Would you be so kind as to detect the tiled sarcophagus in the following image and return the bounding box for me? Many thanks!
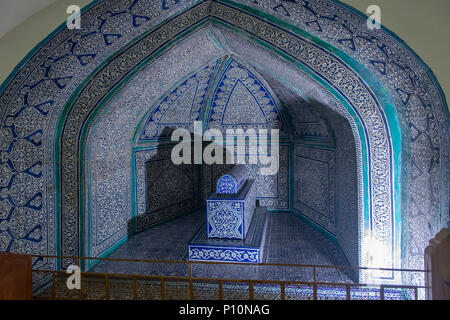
[189,165,267,263]
[207,174,256,239]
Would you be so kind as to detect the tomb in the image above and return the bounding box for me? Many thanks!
[207,165,255,240]
[188,165,268,263]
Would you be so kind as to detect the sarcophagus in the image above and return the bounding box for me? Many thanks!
[190,164,267,264]
[207,165,256,240]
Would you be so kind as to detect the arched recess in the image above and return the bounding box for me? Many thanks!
[58,3,403,286]
[132,53,291,232]
[0,0,447,290]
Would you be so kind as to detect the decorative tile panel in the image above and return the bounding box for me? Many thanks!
[294,145,336,235]
[205,58,288,137]
[61,1,211,267]
[207,179,256,239]
[139,61,219,140]
[135,147,201,231]
[211,2,398,281]
[189,246,260,263]
[226,0,449,285]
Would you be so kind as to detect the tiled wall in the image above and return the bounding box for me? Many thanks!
[292,108,359,268]
[135,146,201,231]
[293,145,336,233]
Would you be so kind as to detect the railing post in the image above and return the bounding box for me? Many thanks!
[132,276,137,300]
[249,281,254,300]
[218,280,223,300]
[380,285,385,300]
[313,266,318,300]
[160,278,165,300]
[105,275,109,300]
[52,272,56,299]
[78,274,83,300]
[280,282,285,300]
[189,263,193,300]
[189,279,193,300]
[346,284,351,300]
[313,283,317,300]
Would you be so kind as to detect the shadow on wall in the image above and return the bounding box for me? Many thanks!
[127,126,203,238]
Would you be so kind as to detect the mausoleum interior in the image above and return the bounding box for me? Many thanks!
[0,0,449,300]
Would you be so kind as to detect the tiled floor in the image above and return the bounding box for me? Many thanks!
[90,209,356,283]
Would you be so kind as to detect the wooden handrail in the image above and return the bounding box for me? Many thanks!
[32,253,431,300]
[36,268,430,300]
[30,254,430,273]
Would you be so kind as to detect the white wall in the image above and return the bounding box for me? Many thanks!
[342,0,450,110]
[0,0,90,86]
[0,0,58,39]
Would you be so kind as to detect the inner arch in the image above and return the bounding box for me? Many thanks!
[78,23,390,285]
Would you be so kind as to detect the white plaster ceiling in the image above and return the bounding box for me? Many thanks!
[0,0,58,39]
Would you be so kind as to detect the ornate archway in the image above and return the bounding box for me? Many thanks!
[0,0,448,289]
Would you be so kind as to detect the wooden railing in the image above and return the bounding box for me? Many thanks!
[31,255,430,300]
